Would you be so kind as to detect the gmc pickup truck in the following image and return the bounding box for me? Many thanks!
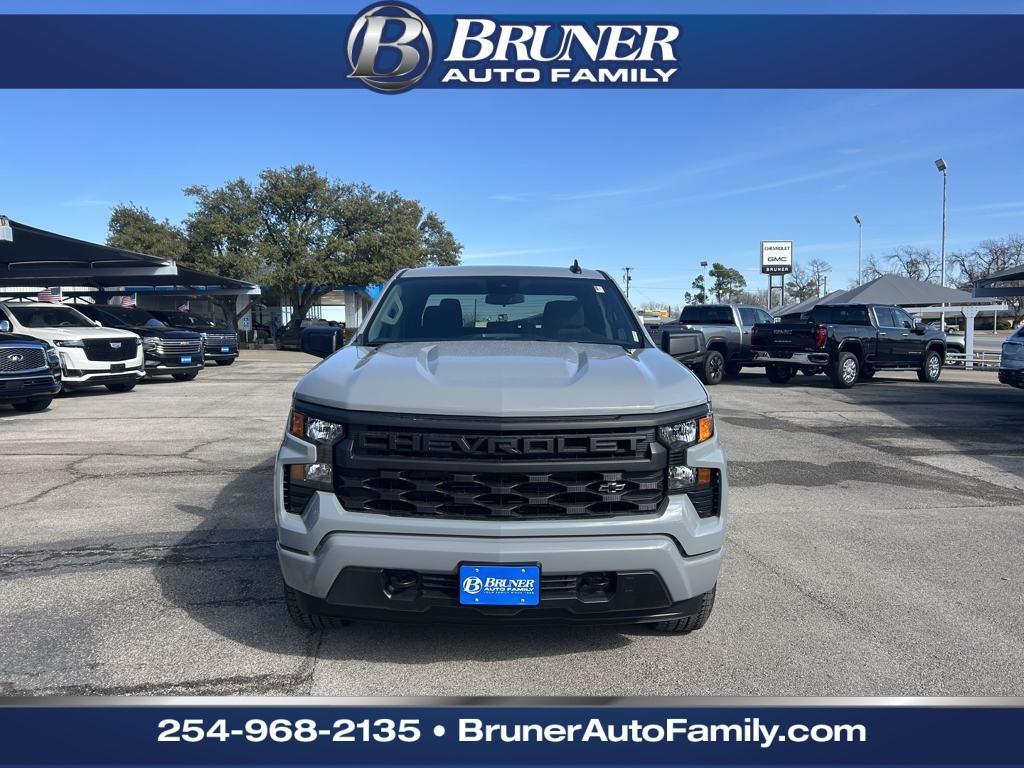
[751,303,947,389]
[276,265,727,633]
[653,303,774,385]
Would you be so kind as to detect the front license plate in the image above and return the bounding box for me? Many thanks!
[459,564,540,606]
[220,346,230,353]
[180,355,192,364]
[110,363,125,371]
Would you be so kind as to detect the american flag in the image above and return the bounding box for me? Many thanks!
[37,287,62,303]
[177,301,190,312]
[120,294,137,308]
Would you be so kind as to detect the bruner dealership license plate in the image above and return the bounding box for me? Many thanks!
[180,355,192,364]
[459,564,540,606]
[220,346,230,353]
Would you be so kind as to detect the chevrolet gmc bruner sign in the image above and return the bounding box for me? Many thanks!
[347,3,680,92]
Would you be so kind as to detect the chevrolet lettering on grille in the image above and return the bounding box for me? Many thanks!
[357,431,644,457]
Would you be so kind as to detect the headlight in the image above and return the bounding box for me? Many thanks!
[142,337,158,350]
[53,339,84,348]
[289,410,345,444]
[200,332,209,342]
[285,410,346,505]
[657,413,714,447]
[45,348,60,365]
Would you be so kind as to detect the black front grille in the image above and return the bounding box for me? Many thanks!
[0,347,45,372]
[335,467,665,520]
[687,470,722,518]
[83,338,138,362]
[417,572,608,601]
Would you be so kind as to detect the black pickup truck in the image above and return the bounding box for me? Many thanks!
[750,303,947,389]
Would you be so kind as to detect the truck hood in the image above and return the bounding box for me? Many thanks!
[293,340,708,418]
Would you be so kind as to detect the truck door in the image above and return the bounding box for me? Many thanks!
[872,306,901,366]
[891,307,926,365]
[736,307,761,361]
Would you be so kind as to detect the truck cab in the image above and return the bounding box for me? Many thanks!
[275,265,727,633]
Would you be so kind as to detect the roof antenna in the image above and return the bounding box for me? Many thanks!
[569,259,582,274]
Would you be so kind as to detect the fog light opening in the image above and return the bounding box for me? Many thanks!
[384,570,420,596]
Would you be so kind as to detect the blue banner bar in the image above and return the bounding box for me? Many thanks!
[0,13,1023,89]
[0,704,1022,765]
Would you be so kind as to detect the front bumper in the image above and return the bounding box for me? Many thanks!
[275,429,727,624]
[0,373,62,401]
[999,367,1024,388]
[144,352,204,376]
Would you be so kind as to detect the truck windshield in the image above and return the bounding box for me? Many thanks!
[158,311,216,328]
[364,275,644,348]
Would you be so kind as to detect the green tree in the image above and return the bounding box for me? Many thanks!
[684,273,708,305]
[107,204,187,261]
[708,262,746,302]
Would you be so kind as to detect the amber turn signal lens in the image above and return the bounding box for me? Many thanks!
[696,467,713,487]
[288,464,305,483]
[289,410,306,439]
[698,414,714,443]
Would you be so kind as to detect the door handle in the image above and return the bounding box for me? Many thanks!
[901,333,910,337]
[879,332,888,336]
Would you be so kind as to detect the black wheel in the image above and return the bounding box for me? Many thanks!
[725,362,742,377]
[215,359,235,366]
[859,367,876,380]
[651,585,716,634]
[830,351,859,389]
[283,581,350,630]
[918,349,943,382]
[172,371,199,381]
[11,397,52,412]
[699,350,726,386]
[765,363,795,384]
[105,382,136,393]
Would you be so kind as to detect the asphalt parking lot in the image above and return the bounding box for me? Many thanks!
[1,350,1022,696]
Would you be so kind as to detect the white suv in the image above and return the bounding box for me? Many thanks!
[0,302,145,392]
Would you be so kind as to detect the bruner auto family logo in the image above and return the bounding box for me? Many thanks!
[346,3,680,93]
[462,576,483,595]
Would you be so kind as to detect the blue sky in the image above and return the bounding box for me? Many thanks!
[2,1,1024,305]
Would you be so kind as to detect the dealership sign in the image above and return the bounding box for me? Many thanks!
[761,241,793,275]
[347,3,680,93]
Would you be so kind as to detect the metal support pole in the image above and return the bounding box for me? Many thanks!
[940,169,948,288]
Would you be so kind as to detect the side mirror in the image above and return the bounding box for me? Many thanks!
[0,320,10,333]
[92,319,103,327]
[913,321,926,335]
[661,330,705,358]
[773,317,781,324]
[300,325,345,359]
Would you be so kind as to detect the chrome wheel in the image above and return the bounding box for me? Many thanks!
[927,354,941,379]
[841,357,858,384]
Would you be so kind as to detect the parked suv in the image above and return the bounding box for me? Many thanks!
[654,303,774,384]
[75,305,205,381]
[0,320,62,411]
[0,302,144,392]
[276,265,727,633]
[148,310,239,366]
[999,327,1024,389]
[752,303,947,388]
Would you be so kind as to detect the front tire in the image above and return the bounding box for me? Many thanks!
[172,371,199,381]
[918,349,943,382]
[699,350,726,386]
[651,585,716,634]
[830,351,860,389]
[105,382,136,393]
[765,363,795,384]
[283,581,350,630]
[215,359,235,366]
[11,398,52,412]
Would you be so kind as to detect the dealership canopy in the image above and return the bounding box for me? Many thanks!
[773,274,983,316]
[0,217,260,297]
[972,262,1024,299]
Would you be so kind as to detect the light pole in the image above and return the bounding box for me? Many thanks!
[699,260,708,304]
[935,158,948,287]
[853,215,863,285]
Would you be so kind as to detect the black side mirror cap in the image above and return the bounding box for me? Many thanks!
[300,326,345,358]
